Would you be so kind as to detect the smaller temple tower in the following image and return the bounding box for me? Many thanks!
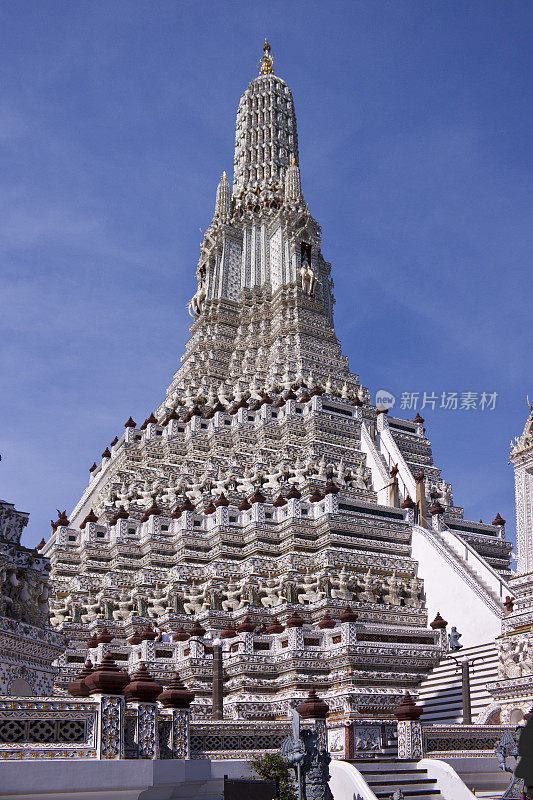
[0,497,64,695]
[487,400,533,723]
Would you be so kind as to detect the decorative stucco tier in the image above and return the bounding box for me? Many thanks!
[42,42,511,722]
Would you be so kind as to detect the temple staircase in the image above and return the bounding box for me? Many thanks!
[350,759,441,799]
[416,641,499,723]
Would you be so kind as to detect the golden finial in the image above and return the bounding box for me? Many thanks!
[259,38,273,75]
[290,155,296,166]
[222,171,227,180]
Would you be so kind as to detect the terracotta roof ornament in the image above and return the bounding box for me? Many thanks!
[308,488,324,503]
[140,626,157,642]
[236,614,256,633]
[128,629,144,645]
[84,654,130,696]
[296,687,329,719]
[430,612,448,630]
[286,611,305,628]
[266,617,285,634]
[124,662,163,703]
[317,611,336,629]
[189,619,206,638]
[80,509,98,529]
[172,626,190,642]
[96,627,113,645]
[67,659,94,698]
[401,495,416,510]
[141,503,162,523]
[492,513,506,526]
[393,691,423,721]
[340,605,358,623]
[221,622,238,639]
[157,672,195,709]
[124,417,136,428]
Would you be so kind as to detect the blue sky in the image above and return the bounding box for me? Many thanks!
[0,1,531,550]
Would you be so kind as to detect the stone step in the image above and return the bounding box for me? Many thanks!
[368,779,438,793]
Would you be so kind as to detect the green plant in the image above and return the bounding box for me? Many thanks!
[249,752,298,800]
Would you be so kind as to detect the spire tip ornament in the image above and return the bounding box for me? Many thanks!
[259,38,273,74]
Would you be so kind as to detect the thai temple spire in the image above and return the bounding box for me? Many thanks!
[214,171,231,219]
[167,41,344,398]
[233,39,299,197]
[284,154,303,203]
[42,44,514,731]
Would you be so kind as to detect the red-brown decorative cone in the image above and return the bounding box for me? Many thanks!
[236,614,256,633]
[140,626,157,641]
[318,612,336,629]
[80,509,98,529]
[340,605,358,623]
[286,611,305,628]
[204,502,216,515]
[141,502,161,523]
[124,662,162,703]
[430,612,448,630]
[96,627,113,644]
[86,634,98,648]
[128,629,143,645]
[181,498,195,512]
[393,691,423,721]
[36,538,46,550]
[220,622,238,639]
[413,413,424,424]
[215,493,230,507]
[84,654,130,696]
[124,416,136,428]
[492,513,506,526]
[429,501,445,516]
[172,625,190,642]
[250,489,266,504]
[272,493,287,507]
[286,485,301,500]
[308,489,324,503]
[189,619,206,638]
[267,617,285,634]
[68,660,94,697]
[401,495,416,510]
[157,672,195,709]
[238,498,252,510]
[296,688,329,719]
[324,481,339,495]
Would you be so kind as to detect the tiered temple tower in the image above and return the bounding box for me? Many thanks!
[42,43,512,725]
[487,402,533,723]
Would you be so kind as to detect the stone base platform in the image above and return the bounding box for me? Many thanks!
[0,758,250,800]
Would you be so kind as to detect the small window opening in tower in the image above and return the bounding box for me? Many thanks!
[301,242,312,266]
